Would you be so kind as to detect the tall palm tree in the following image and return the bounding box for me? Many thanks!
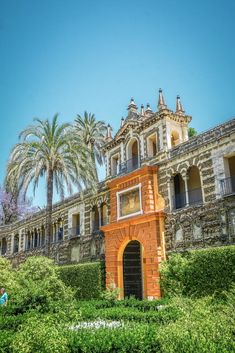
[6,114,96,249]
[74,111,107,180]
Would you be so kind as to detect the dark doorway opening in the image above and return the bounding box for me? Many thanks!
[123,240,143,299]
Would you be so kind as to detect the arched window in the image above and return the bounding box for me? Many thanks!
[13,234,19,253]
[172,173,186,209]
[92,205,99,232]
[171,131,180,148]
[57,219,64,242]
[41,226,45,246]
[34,229,38,248]
[187,166,203,205]
[25,231,30,250]
[126,138,139,172]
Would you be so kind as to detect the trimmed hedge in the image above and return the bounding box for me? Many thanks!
[160,245,235,297]
[58,262,104,299]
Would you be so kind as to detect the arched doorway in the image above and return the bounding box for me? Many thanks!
[123,240,143,299]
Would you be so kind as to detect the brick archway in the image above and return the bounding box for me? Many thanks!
[102,166,165,300]
[122,240,143,299]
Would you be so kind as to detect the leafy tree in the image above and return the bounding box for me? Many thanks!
[6,114,96,247]
[188,127,197,138]
[0,186,36,225]
[14,256,74,313]
[74,111,107,180]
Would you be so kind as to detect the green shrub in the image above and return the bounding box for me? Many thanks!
[12,256,73,313]
[58,262,104,299]
[160,246,235,297]
[0,257,18,295]
[156,296,235,353]
[0,330,14,353]
[12,314,70,353]
[68,323,159,353]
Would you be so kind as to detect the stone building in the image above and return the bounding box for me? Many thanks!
[0,89,235,299]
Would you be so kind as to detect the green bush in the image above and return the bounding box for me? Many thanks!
[160,246,235,297]
[12,314,70,353]
[12,256,74,313]
[156,296,235,353]
[68,323,159,353]
[0,257,18,295]
[0,330,14,353]
[58,262,104,299]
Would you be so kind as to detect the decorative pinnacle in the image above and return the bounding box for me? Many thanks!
[120,117,125,127]
[140,104,145,116]
[145,103,153,115]
[106,124,113,141]
[158,88,167,111]
[127,97,138,112]
[176,95,185,115]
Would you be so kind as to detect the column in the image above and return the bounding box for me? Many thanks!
[183,175,189,206]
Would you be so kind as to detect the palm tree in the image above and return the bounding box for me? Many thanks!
[6,114,96,249]
[74,111,107,180]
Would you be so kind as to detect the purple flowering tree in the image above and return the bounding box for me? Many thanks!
[0,186,38,225]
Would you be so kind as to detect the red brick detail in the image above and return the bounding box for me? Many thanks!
[101,166,165,299]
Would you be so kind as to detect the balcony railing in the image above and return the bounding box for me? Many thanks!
[220,176,235,196]
[112,156,140,177]
[68,226,80,238]
[172,188,203,210]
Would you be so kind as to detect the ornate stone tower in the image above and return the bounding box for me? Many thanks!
[101,90,191,299]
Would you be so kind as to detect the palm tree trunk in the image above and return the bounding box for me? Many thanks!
[45,169,53,254]
[91,148,99,181]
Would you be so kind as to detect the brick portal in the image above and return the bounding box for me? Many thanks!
[101,166,165,299]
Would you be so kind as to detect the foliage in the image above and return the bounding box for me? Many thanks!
[101,273,120,301]
[156,296,235,353]
[0,254,235,353]
[159,253,189,297]
[7,114,96,200]
[0,186,37,225]
[68,323,158,353]
[188,127,197,137]
[74,111,107,180]
[12,314,70,353]
[0,257,18,295]
[58,262,104,300]
[160,246,235,298]
[12,256,74,313]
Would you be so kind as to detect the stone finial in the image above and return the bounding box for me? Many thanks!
[127,98,138,112]
[120,117,125,127]
[176,95,185,115]
[140,104,145,116]
[145,103,153,115]
[106,124,113,141]
[158,88,167,111]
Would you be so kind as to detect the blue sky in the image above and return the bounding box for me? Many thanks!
[0,0,235,207]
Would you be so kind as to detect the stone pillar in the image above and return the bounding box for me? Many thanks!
[120,142,124,164]
[184,175,189,206]
[140,134,145,159]
[98,206,102,228]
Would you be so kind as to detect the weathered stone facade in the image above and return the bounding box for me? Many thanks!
[0,90,235,298]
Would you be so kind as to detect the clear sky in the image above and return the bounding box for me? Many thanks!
[0,0,235,207]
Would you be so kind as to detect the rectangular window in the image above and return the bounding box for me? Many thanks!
[117,184,142,220]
